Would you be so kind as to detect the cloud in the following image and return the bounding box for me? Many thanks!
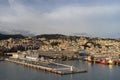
[45,5,120,33]
[0,0,120,38]
[46,5,120,21]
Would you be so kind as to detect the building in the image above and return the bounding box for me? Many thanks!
[26,54,39,61]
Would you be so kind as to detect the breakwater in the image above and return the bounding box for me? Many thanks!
[5,58,87,75]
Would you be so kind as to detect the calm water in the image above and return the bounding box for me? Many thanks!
[0,61,120,80]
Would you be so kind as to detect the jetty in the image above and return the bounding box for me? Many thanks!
[5,58,87,75]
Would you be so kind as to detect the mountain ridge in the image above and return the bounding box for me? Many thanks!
[0,33,25,40]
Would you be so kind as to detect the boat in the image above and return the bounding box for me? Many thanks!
[107,59,115,65]
[100,60,108,65]
[94,59,101,63]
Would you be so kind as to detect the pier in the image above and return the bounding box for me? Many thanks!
[5,58,87,75]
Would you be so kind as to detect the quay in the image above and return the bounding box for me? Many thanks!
[5,58,87,75]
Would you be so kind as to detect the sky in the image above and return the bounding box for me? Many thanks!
[0,0,120,38]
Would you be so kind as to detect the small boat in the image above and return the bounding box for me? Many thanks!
[100,60,108,65]
[107,59,115,65]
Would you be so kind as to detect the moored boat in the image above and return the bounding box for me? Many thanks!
[94,59,101,63]
[100,60,108,65]
[107,59,115,65]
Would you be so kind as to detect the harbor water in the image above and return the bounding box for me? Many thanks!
[0,61,120,80]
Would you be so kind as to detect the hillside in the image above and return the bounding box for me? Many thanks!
[0,33,25,40]
[36,34,66,39]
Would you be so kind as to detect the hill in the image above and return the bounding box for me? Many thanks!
[36,34,66,40]
[0,33,25,40]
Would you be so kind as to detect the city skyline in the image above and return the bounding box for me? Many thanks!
[0,0,120,38]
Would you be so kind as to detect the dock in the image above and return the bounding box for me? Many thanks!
[5,58,87,75]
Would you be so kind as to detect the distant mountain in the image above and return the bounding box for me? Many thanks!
[36,34,66,39]
[0,33,25,40]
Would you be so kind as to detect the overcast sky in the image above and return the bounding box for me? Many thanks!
[0,0,120,38]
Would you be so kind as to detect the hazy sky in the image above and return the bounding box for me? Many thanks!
[0,0,120,37]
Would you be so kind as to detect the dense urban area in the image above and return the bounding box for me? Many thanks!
[0,34,120,58]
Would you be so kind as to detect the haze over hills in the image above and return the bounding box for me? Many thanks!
[0,29,35,37]
[0,28,120,39]
[0,32,120,41]
[0,27,120,40]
